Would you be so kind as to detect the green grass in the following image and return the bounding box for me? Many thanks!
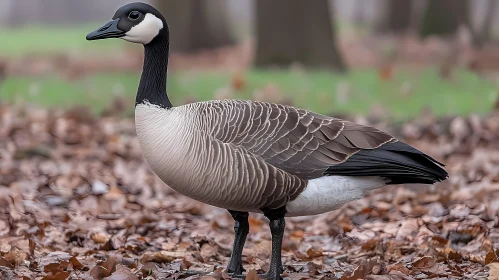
[1,68,497,120]
[0,25,128,56]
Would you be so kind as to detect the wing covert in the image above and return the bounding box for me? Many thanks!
[205,100,394,180]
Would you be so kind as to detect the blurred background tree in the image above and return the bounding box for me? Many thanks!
[419,0,470,38]
[254,0,346,72]
[377,0,415,34]
[155,0,235,53]
[5,0,120,26]
[474,0,497,47]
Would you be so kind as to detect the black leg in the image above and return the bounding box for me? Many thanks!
[227,210,249,275]
[261,207,286,280]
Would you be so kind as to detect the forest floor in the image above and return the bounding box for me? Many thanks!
[1,105,499,279]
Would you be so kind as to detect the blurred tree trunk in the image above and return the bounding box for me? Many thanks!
[378,0,414,34]
[38,0,72,24]
[474,0,497,47]
[5,0,122,26]
[254,0,347,71]
[7,0,35,26]
[419,0,470,38]
[353,0,367,27]
[156,0,234,53]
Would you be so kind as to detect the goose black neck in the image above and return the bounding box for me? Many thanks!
[136,28,172,108]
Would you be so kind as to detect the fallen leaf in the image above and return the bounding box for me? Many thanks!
[306,261,322,276]
[489,263,499,280]
[200,244,218,260]
[341,262,368,280]
[446,249,462,261]
[0,256,13,268]
[40,271,70,280]
[306,247,323,259]
[245,269,259,280]
[231,73,246,91]
[90,265,112,280]
[44,262,64,274]
[486,250,499,264]
[290,230,305,239]
[103,265,139,280]
[248,217,263,233]
[69,256,84,270]
[101,256,118,274]
[4,246,27,266]
[92,232,110,244]
[141,251,186,264]
[412,256,436,269]
[362,239,379,251]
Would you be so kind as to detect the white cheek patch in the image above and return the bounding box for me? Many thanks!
[122,13,163,44]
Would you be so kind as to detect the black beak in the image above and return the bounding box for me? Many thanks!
[86,19,125,41]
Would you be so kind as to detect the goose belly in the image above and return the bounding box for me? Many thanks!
[286,176,386,217]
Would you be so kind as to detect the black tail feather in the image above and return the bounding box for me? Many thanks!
[324,141,448,185]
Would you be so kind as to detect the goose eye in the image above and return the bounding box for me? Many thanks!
[128,11,140,20]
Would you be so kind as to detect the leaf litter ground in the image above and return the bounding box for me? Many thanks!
[1,105,499,279]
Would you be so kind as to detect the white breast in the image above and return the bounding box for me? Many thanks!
[135,103,200,194]
[286,176,387,216]
[134,103,265,212]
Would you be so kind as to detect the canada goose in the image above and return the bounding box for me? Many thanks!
[87,2,448,279]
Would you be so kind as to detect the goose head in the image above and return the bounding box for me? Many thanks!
[86,2,166,45]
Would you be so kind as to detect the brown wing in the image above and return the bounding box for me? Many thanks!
[206,100,395,180]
